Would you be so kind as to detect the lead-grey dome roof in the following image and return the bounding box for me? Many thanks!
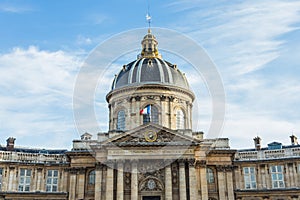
[111,29,191,91]
[111,57,190,90]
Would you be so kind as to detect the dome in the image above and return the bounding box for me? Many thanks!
[111,57,190,90]
[111,29,191,91]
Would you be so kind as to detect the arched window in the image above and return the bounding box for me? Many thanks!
[88,170,95,185]
[117,110,125,130]
[176,109,185,129]
[142,105,159,124]
[207,168,214,183]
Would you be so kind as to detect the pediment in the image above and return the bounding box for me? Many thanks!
[102,123,199,147]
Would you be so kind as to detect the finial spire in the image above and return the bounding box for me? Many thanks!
[146,0,151,29]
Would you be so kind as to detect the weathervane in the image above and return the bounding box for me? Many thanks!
[146,0,151,28]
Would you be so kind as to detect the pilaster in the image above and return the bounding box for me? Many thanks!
[68,169,77,200]
[117,162,124,200]
[106,164,114,200]
[196,161,208,200]
[188,160,199,199]
[165,164,172,200]
[8,166,15,191]
[77,168,86,199]
[36,168,43,191]
[95,164,104,200]
[131,161,138,200]
[216,166,226,200]
[179,161,187,200]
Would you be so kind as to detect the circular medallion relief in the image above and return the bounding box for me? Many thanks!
[147,179,156,190]
[144,130,157,142]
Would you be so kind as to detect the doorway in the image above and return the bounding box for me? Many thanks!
[142,196,161,200]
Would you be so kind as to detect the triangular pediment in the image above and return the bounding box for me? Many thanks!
[102,123,199,147]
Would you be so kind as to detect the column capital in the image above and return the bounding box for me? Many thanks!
[216,165,234,172]
[67,167,86,174]
[195,160,206,168]
[187,158,196,167]
[37,167,43,172]
[96,163,105,170]
[105,160,117,169]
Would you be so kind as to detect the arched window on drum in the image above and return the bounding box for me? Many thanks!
[88,170,95,185]
[140,105,159,124]
[176,109,185,129]
[117,110,125,130]
[207,168,215,184]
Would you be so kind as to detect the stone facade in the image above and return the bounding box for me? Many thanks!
[234,137,300,200]
[0,30,300,200]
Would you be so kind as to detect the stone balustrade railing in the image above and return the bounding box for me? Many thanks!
[235,147,300,161]
[0,151,67,163]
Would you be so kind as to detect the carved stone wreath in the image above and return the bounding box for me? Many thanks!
[139,177,163,191]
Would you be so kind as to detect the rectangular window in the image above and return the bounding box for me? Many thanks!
[18,169,31,191]
[46,170,59,192]
[270,165,285,188]
[243,167,257,189]
[0,168,3,191]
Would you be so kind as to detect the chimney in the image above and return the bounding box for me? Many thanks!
[6,137,16,151]
[253,136,261,150]
[290,135,298,145]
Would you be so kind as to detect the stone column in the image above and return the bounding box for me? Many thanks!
[282,163,291,188]
[226,166,235,200]
[106,165,114,200]
[289,164,295,187]
[179,162,187,200]
[77,168,86,199]
[257,165,262,189]
[188,160,199,199]
[261,165,267,189]
[31,168,37,192]
[217,166,226,200]
[117,162,124,200]
[95,164,103,200]
[131,161,138,200]
[36,168,43,191]
[197,161,208,200]
[265,165,271,189]
[165,165,172,200]
[69,170,77,200]
[62,169,68,192]
[8,167,15,191]
[293,164,298,188]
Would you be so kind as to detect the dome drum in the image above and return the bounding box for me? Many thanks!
[106,30,195,133]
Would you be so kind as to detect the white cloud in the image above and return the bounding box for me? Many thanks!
[76,35,93,46]
[165,0,300,148]
[87,13,109,25]
[0,3,33,13]
[168,0,300,75]
[0,46,82,148]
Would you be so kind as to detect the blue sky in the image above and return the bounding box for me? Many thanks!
[0,0,300,149]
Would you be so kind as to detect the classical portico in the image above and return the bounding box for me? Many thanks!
[91,124,201,200]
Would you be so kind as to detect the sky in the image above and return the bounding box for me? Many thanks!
[0,0,300,149]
